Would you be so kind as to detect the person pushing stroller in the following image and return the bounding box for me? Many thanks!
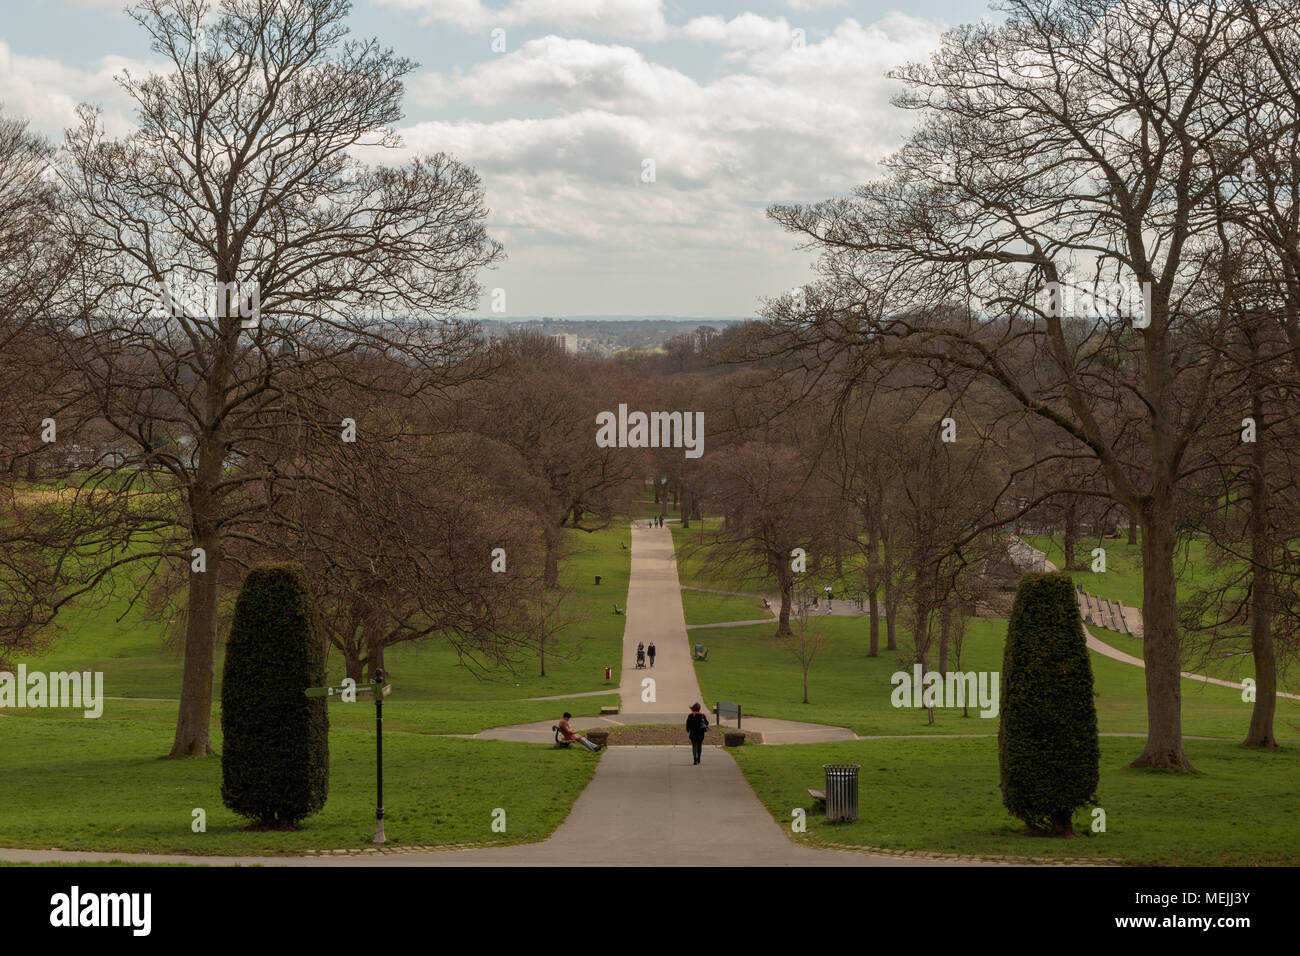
[636,642,647,669]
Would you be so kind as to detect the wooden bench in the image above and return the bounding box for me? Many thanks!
[552,725,571,748]
[694,643,708,661]
[808,788,826,805]
[715,700,741,729]
[613,604,624,615]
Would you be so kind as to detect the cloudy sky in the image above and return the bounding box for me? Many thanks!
[1,0,989,318]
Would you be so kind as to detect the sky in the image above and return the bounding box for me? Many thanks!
[0,0,995,318]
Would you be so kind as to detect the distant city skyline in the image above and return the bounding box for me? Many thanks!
[0,1,987,317]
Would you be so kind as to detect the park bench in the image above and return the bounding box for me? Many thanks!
[715,700,742,728]
[807,788,826,805]
[613,604,624,615]
[694,643,708,660]
[552,725,571,748]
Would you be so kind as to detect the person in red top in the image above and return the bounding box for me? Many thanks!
[685,703,709,765]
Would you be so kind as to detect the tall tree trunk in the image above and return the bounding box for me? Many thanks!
[543,521,561,588]
[865,505,880,657]
[171,323,235,758]
[882,521,897,651]
[171,522,219,757]
[938,601,951,677]
[777,563,794,636]
[1245,383,1277,748]
[680,486,690,529]
[343,641,364,683]
[1063,497,1078,571]
[1127,509,1138,545]
[1132,492,1192,770]
[913,591,933,725]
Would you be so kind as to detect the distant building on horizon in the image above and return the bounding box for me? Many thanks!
[550,333,578,353]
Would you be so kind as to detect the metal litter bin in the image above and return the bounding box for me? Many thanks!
[823,764,860,822]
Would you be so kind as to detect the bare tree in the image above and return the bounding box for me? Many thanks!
[17,0,502,756]
[764,0,1270,770]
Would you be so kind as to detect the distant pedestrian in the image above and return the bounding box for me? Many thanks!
[647,641,656,667]
[686,703,709,765]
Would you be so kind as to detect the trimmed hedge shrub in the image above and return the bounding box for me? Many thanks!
[221,563,329,827]
[998,571,1099,834]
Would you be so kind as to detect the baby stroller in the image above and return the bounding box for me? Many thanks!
[636,646,647,669]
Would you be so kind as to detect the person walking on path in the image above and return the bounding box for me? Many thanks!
[558,712,601,752]
[647,641,656,668]
[686,703,709,765]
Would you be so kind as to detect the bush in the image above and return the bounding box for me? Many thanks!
[221,563,329,827]
[998,571,1099,835]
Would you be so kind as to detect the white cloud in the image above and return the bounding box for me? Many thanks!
[681,13,796,50]
[375,0,671,39]
[785,0,848,11]
[414,36,698,110]
[388,15,948,313]
[0,40,147,136]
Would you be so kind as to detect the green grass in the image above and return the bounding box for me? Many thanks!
[680,589,772,626]
[677,528,1300,742]
[731,736,1300,865]
[17,522,633,731]
[671,520,876,603]
[689,613,1300,741]
[0,520,632,854]
[1024,534,1222,611]
[0,707,597,854]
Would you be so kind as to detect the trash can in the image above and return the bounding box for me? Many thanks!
[823,764,860,822]
[595,575,602,585]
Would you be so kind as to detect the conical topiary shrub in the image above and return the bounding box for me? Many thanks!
[221,563,329,828]
[998,571,1099,835]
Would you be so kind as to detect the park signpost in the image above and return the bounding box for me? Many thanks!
[305,670,392,844]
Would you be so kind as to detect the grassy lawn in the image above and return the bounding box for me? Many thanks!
[18,522,633,727]
[731,736,1300,865]
[1024,534,1221,611]
[689,612,1300,741]
[0,521,632,854]
[671,520,872,598]
[681,588,772,626]
[0,705,597,854]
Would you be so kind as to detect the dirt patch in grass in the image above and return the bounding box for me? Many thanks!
[604,723,760,746]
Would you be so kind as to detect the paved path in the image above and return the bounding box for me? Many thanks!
[620,524,704,714]
[0,748,942,867]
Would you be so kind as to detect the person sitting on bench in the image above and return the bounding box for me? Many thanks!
[557,712,600,752]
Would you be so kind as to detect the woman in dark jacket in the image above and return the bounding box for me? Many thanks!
[685,703,709,765]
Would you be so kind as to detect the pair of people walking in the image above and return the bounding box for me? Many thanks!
[636,641,657,668]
